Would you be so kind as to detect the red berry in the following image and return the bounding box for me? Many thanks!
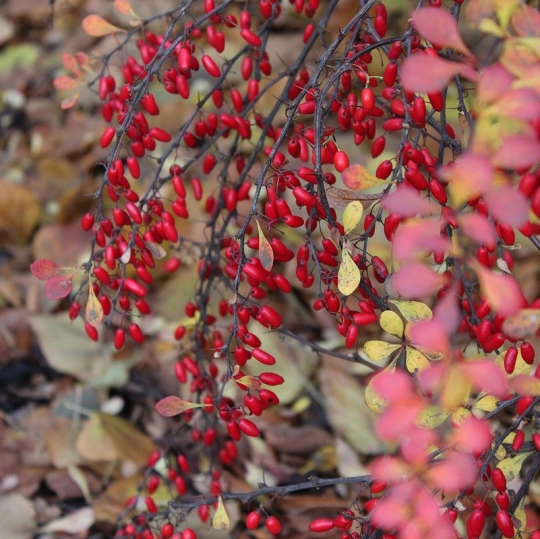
[333,150,350,172]
[246,511,261,530]
[309,518,335,532]
[265,516,281,535]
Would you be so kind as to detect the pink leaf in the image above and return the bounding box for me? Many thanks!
[494,134,540,169]
[477,64,515,105]
[484,186,528,227]
[370,456,411,483]
[433,286,461,335]
[382,186,432,217]
[450,416,493,454]
[409,319,450,359]
[44,275,72,300]
[401,54,474,93]
[411,7,472,57]
[30,259,61,281]
[426,452,477,492]
[390,263,443,299]
[472,261,524,316]
[392,219,449,262]
[460,213,497,248]
[461,360,508,398]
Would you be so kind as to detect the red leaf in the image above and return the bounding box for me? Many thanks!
[30,259,61,281]
[390,263,443,299]
[381,186,432,217]
[484,186,528,227]
[477,64,514,105]
[411,7,472,57]
[494,134,540,169]
[401,54,475,93]
[44,274,72,300]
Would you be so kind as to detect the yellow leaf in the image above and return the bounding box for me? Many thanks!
[213,496,230,531]
[406,347,430,374]
[388,300,432,323]
[478,18,506,36]
[342,201,363,234]
[416,406,449,429]
[86,286,104,328]
[441,366,471,410]
[338,249,360,296]
[82,15,126,37]
[342,164,389,191]
[514,495,526,529]
[379,310,404,337]
[234,375,262,390]
[474,395,499,412]
[451,407,471,425]
[365,377,388,413]
[364,341,401,362]
[498,452,533,482]
[256,221,274,272]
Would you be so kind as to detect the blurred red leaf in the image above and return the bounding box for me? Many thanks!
[484,186,528,227]
[460,213,496,247]
[382,186,432,217]
[401,54,475,93]
[391,263,443,299]
[494,134,540,170]
[411,7,472,57]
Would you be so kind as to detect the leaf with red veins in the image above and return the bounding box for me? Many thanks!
[450,416,493,454]
[391,219,450,262]
[389,262,444,300]
[426,451,478,492]
[484,186,528,227]
[401,54,476,93]
[411,7,473,58]
[494,134,540,170]
[471,260,524,316]
[381,186,432,218]
[459,213,497,248]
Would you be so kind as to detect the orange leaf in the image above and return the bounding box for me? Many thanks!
[54,75,81,91]
[256,221,273,272]
[82,14,125,37]
[341,164,388,191]
[155,396,205,417]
